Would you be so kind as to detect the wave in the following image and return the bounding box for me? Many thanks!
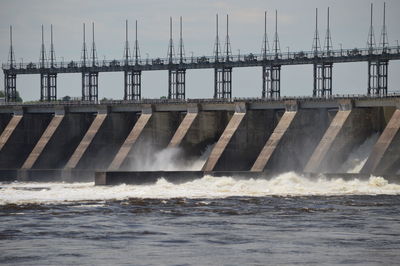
[1,172,400,205]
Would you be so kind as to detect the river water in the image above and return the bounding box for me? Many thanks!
[1,173,400,265]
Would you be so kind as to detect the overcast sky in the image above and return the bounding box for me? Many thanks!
[1,0,399,101]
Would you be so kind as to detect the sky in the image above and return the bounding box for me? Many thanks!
[0,0,399,101]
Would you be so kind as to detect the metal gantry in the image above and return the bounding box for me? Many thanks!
[2,4,400,103]
[5,26,16,102]
[262,10,281,99]
[40,25,57,101]
[124,20,142,100]
[312,8,333,97]
[368,3,388,96]
[81,23,99,102]
[168,17,186,100]
[214,14,232,99]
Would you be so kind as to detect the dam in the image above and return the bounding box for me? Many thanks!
[0,96,399,184]
[2,4,400,184]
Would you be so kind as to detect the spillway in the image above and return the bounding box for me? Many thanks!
[0,97,399,184]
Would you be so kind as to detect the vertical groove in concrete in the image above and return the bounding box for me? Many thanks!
[251,111,297,172]
[0,115,23,152]
[360,109,400,174]
[202,112,245,172]
[168,113,198,148]
[21,115,64,169]
[65,114,107,169]
[108,113,152,170]
[303,110,351,173]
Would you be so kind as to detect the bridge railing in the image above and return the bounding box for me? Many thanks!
[3,46,400,71]
[1,92,399,107]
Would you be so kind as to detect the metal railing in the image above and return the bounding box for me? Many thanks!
[3,46,400,71]
[1,92,399,107]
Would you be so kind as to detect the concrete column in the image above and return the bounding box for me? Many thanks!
[168,104,198,148]
[202,103,246,172]
[303,111,351,173]
[0,111,54,169]
[0,114,23,152]
[304,100,381,173]
[21,113,64,169]
[65,111,108,169]
[251,111,297,172]
[108,106,152,170]
[361,108,400,175]
[20,107,66,170]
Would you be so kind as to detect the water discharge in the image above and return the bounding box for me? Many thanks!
[341,133,379,173]
[127,144,213,171]
[1,172,400,205]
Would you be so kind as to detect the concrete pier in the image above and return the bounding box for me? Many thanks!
[0,114,23,152]
[202,103,246,172]
[0,113,53,169]
[111,107,182,171]
[168,107,198,148]
[251,111,297,172]
[361,109,400,175]
[21,114,64,169]
[108,110,152,170]
[304,100,383,173]
[64,112,108,169]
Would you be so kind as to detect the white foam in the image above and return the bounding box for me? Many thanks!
[342,133,379,173]
[1,172,399,205]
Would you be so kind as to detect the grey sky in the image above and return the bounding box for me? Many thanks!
[1,0,399,101]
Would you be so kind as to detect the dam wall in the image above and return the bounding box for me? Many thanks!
[0,97,399,181]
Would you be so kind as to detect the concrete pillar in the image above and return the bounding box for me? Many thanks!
[202,103,246,172]
[251,110,297,172]
[21,108,65,169]
[304,100,382,173]
[361,108,400,175]
[0,113,12,137]
[168,104,198,148]
[114,106,182,170]
[64,109,108,169]
[108,106,152,170]
[0,111,53,169]
[0,113,23,152]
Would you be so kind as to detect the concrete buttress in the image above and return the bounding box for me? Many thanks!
[361,109,400,174]
[65,113,107,169]
[108,112,152,170]
[251,111,297,172]
[21,114,64,169]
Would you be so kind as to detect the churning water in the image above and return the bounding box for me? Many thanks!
[1,173,400,265]
[2,142,400,265]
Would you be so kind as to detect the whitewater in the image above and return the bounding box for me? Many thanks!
[1,172,400,205]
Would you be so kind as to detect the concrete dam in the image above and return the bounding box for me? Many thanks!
[0,96,399,185]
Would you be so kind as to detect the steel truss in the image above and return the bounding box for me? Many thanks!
[313,62,332,97]
[82,72,98,102]
[368,60,388,95]
[262,65,281,99]
[124,70,141,100]
[168,69,185,99]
